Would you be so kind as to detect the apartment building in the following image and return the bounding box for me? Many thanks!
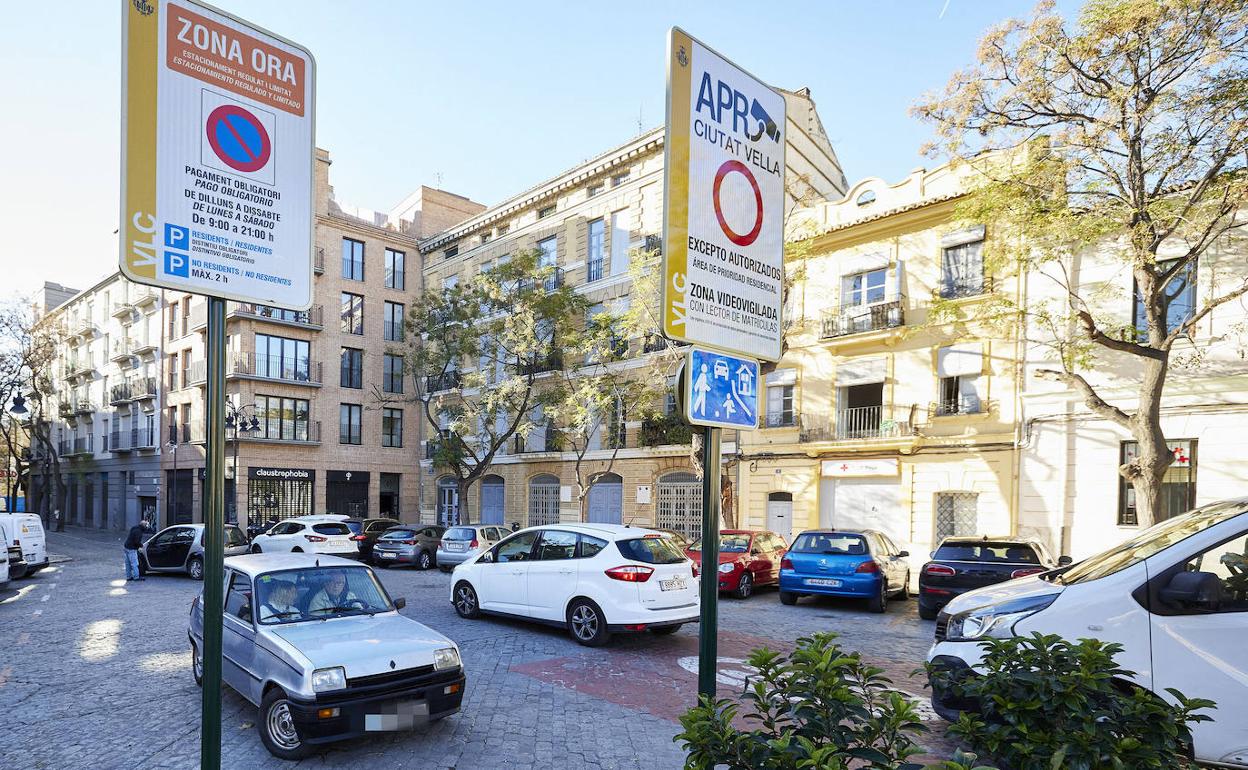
[159,149,483,528]
[33,278,165,529]
[418,88,848,536]
[736,162,1023,573]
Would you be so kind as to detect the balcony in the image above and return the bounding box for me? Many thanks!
[110,338,136,364]
[517,351,562,376]
[238,421,321,445]
[110,302,134,320]
[929,398,990,418]
[232,303,324,330]
[821,299,905,340]
[587,257,604,283]
[639,413,693,447]
[800,405,917,442]
[168,423,202,445]
[426,371,461,393]
[58,439,71,456]
[67,437,92,456]
[315,247,325,274]
[191,353,323,387]
[763,411,799,429]
[132,425,158,450]
[109,383,133,405]
[131,338,158,357]
[68,358,96,379]
[73,317,96,339]
[58,401,73,418]
[642,333,689,354]
[73,399,96,415]
[520,267,564,293]
[110,430,131,453]
[131,288,159,308]
[131,376,158,400]
[512,428,564,454]
[938,275,993,301]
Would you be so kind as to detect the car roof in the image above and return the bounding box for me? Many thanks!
[224,552,362,576]
[938,536,1029,545]
[513,523,665,539]
[290,514,349,522]
[796,529,877,536]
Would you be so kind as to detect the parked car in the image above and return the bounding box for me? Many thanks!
[778,529,911,612]
[249,515,358,557]
[0,513,47,579]
[650,527,694,552]
[138,523,249,579]
[927,499,1248,768]
[0,522,10,589]
[436,525,507,572]
[188,553,464,759]
[918,536,1063,620]
[247,517,280,542]
[450,524,699,646]
[371,525,446,569]
[685,529,788,599]
[342,517,400,562]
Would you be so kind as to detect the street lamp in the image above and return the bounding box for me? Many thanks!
[167,436,178,528]
[224,403,260,525]
[7,395,28,513]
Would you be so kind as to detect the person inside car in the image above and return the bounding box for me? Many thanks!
[259,580,301,622]
[308,570,361,615]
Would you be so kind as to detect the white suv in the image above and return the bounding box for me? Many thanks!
[450,523,699,646]
[249,515,357,557]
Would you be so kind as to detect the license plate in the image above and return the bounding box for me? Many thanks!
[660,577,686,592]
[806,578,842,587]
[448,543,465,552]
[380,552,396,559]
[365,699,428,731]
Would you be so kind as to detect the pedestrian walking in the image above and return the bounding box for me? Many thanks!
[124,518,152,581]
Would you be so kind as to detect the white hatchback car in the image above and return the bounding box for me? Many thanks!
[249,515,358,558]
[450,523,699,646]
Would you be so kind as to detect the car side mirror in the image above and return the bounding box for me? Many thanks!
[1160,570,1223,610]
[1058,555,1073,567]
[479,550,494,564]
[898,550,910,558]
[393,597,406,610]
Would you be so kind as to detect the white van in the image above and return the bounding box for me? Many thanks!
[928,499,1248,767]
[0,522,10,588]
[0,514,48,578]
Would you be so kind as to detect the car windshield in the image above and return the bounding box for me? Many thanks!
[934,543,1039,563]
[344,521,364,535]
[255,566,392,624]
[311,522,350,535]
[1053,500,1248,585]
[445,527,475,540]
[790,533,868,555]
[688,534,751,553]
[617,536,687,564]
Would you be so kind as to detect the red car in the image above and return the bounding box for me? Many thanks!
[686,529,788,599]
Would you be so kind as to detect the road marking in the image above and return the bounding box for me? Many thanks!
[32,609,41,616]
[40,594,50,602]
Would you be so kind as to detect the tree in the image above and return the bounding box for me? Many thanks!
[404,250,589,524]
[914,0,1248,526]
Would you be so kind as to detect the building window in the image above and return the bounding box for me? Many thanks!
[587,218,604,282]
[340,348,363,389]
[842,269,887,308]
[937,375,982,415]
[167,300,178,339]
[935,492,979,542]
[587,183,603,198]
[384,301,404,342]
[856,189,877,206]
[341,292,364,335]
[480,231,492,244]
[382,407,403,447]
[538,236,558,289]
[384,248,405,290]
[168,351,179,391]
[610,209,630,277]
[444,245,458,259]
[611,170,630,187]
[181,301,190,337]
[383,353,404,393]
[342,238,364,281]
[1133,260,1196,338]
[940,240,985,299]
[256,334,310,381]
[180,350,190,389]
[254,395,311,441]
[339,404,362,445]
[1118,440,1196,526]
[537,204,556,219]
[765,370,796,427]
[936,344,983,416]
[497,223,509,236]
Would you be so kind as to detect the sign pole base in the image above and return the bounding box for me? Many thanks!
[201,296,226,770]
[697,426,722,702]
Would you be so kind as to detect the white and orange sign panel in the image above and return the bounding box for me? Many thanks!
[663,28,785,362]
[121,0,314,309]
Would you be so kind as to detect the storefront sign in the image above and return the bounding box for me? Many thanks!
[821,458,899,478]
[249,466,314,480]
[327,470,369,484]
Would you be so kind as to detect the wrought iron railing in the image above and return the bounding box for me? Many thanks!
[763,411,799,428]
[426,371,462,393]
[821,299,905,339]
[938,275,993,300]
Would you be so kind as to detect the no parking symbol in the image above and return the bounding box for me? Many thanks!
[205,104,271,173]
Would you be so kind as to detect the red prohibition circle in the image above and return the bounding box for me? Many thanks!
[205,104,272,173]
[712,160,764,247]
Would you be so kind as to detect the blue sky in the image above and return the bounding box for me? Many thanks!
[0,0,1072,298]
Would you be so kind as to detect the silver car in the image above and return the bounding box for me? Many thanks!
[188,553,465,759]
[436,525,507,572]
[139,523,249,580]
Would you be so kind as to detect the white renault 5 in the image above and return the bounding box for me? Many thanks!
[928,499,1248,767]
[450,523,699,646]
[249,515,358,557]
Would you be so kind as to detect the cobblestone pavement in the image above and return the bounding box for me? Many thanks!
[0,528,949,769]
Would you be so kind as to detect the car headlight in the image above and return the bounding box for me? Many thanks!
[311,666,346,692]
[433,647,461,671]
[946,593,1059,642]
[717,562,737,574]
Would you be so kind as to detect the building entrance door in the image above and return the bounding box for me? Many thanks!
[326,471,369,518]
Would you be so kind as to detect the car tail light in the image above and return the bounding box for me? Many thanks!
[1011,567,1045,579]
[605,565,654,582]
[781,557,793,571]
[923,563,957,577]
[350,535,367,541]
[401,539,418,545]
[470,539,479,548]
[691,562,699,577]
[304,535,326,542]
[623,624,647,631]
[855,560,880,574]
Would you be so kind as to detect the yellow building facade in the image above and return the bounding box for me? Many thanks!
[736,163,1023,573]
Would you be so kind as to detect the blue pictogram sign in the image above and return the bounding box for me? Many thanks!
[684,346,758,430]
[205,104,271,173]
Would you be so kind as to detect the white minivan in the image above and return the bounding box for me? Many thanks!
[0,513,48,578]
[928,499,1248,767]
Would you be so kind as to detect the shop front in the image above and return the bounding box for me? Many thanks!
[327,470,369,518]
[247,467,314,526]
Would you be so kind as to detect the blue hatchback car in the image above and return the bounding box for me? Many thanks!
[778,529,911,613]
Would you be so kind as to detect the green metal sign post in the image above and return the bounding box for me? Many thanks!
[201,297,227,770]
[697,427,722,701]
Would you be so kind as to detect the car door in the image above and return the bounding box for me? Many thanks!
[167,527,197,569]
[221,570,258,700]
[869,533,899,591]
[746,534,774,586]
[148,527,190,569]
[1147,526,1248,765]
[478,530,539,613]
[526,530,580,621]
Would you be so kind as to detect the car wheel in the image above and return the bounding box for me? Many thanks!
[291,547,303,553]
[191,641,203,687]
[867,580,887,613]
[567,598,611,647]
[919,604,938,621]
[137,555,149,576]
[650,624,680,636]
[894,572,910,600]
[187,556,204,581]
[734,572,754,600]
[453,582,481,618]
[250,544,262,554]
[417,550,433,570]
[779,591,798,606]
[259,688,311,760]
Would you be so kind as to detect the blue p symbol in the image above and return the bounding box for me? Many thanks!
[165,223,189,250]
[165,251,188,277]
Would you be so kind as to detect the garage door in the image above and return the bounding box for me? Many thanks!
[480,476,504,525]
[819,478,906,545]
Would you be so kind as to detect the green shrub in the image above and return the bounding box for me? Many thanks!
[930,633,1214,770]
[674,632,996,770]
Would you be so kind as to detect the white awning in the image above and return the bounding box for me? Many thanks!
[937,343,983,377]
[940,225,985,248]
[767,368,797,386]
[837,357,887,386]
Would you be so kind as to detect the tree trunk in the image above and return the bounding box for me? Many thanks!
[1125,357,1174,529]
[456,478,471,526]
